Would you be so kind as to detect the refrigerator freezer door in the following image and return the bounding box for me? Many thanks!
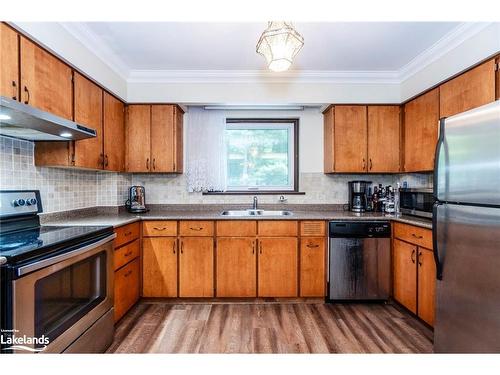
[435,100,500,206]
[434,203,500,353]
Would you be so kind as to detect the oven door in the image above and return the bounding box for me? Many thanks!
[11,234,114,353]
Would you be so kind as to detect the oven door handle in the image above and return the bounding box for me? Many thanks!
[17,233,116,277]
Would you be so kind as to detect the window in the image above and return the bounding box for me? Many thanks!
[225,119,298,192]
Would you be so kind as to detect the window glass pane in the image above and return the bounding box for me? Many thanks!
[226,127,291,189]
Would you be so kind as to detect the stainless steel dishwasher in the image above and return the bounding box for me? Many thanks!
[328,221,391,301]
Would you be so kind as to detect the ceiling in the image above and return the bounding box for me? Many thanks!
[74,22,462,72]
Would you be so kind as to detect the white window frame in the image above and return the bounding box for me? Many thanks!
[225,122,295,192]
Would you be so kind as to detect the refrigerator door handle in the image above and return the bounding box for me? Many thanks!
[433,202,444,280]
[433,118,446,201]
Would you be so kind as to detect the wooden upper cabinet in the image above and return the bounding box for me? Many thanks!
[404,88,440,172]
[126,105,151,172]
[393,239,417,314]
[367,106,400,173]
[440,59,496,118]
[20,36,73,120]
[73,72,103,169]
[418,247,436,326]
[103,92,125,171]
[0,24,19,100]
[174,105,184,172]
[323,106,335,173]
[496,57,499,100]
[333,106,368,172]
[151,105,175,172]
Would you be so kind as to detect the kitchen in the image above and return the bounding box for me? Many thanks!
[1,1,500,373]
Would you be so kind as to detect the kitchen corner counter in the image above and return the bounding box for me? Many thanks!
[41,205,432,230]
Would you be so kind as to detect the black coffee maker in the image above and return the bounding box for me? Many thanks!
[348,180,371,212]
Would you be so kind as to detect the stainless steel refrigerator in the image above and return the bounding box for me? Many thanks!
[433,100,500,353]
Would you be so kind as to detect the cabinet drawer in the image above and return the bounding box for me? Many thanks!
[114,257,140,322]
[216,221,257,237]
[393,222,432,249]
[114,222,140,248]
[258,221,298,236]
[300,221,326,237]
[114,239,140,271]
[143,220,177,237]
[179,221,214,236]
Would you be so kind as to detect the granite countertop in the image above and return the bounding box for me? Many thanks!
[41,204,432,230]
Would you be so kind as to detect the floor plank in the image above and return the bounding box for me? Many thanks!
[107,301,433,354]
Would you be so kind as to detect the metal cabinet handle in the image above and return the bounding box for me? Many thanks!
[369,158,373,170]
[252,240,256,254]
[124,270,133,277]
[412,233,423,239]
[306,243,319,248]
[173,239,176,254]
[124,231,132,236]
[104,154,109,167]
[23,86,30,104]
[124,251,133,257]
[418,251,423,266]
[99,153,104,167]
[180,241,184,254]
[12,81,17,100]
[362,158,366,170]
[153,227,167,231]
[189,227,203,231]
[411,249,416,264]
[259,241,263,254]
[153,158,156,170]
[146,158,150,170]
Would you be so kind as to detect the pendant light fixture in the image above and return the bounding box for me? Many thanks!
[256,22,304,72]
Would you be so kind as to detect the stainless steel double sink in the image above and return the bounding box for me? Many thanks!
[220,209,293,217]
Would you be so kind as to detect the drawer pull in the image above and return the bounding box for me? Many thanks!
[124,251,133,257]
[259,241,263,255]
[180,241,184,254]
[173,240,176,254]
[153,227,167,231]
[189,227,203,231]
[124,231,132,236]
[306,243,319,248]
[252,240,256,255]
[411,249,416,264]
[411,233,423,239]
[124,270,133,277]
[418,251,423,266]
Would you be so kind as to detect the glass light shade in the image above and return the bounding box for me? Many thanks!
[256,22,304,72]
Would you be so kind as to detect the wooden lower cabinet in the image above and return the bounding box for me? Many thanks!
[142,237,178,297]
[258,237,298,297]
[216,237,257,297]
[114,258,140,322]
[299,237,326,297]
[393,238,417,314]
[179,237,214,297]
[417,247,436,326]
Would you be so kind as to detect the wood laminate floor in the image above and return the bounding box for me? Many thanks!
[107,301,433,354]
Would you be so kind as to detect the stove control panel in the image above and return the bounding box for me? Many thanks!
[0,190,42,218]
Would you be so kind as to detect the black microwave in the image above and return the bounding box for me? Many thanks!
[399,188,434,219]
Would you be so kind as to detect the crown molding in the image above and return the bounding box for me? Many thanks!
[127,69,401,84]
[58,22,130,80]
[398,22,493,82]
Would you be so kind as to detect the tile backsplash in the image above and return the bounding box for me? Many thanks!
[0,136,432,213]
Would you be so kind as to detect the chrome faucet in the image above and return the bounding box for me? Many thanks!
[252,196,258,210]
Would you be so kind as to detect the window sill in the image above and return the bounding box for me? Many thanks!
[202,191,306,195]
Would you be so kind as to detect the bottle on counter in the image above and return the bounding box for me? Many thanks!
[372,186,379,212]
[394,182,401,214]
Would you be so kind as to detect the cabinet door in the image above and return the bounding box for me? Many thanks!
[440,59,496,118]
[418,247,436,326]
[367,106,400,173]
[334,106,367,172]
[300,237,325,297]
[142,237,178,297]
[258,237,298,297]
[0,24,19,100]
[151,105,175,172]
[20,36,73,120]
[114,258,140,322]
[174,106,184,172]
[103,92,125,171]
[393,239,417,313]
[126,105,151,172]
[403,88,439,172]
[179,237,214,297]
[73,72,103,169]
[323,106,335,173]
[216,237,257,297]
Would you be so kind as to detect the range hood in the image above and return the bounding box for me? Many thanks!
[0,96,96,141]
